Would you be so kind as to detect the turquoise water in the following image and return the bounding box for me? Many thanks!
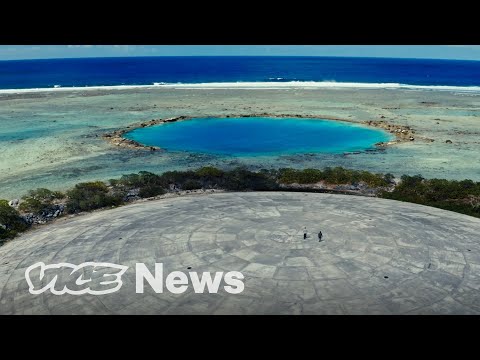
[125,117,393,156]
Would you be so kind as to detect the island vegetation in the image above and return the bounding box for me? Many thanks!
[1,166,480,244]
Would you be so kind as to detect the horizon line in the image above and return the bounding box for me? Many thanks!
[1,54,480,62]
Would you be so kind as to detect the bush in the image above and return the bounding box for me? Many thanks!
[0,200,29,242]
[401,174,425,188]
[380,175,480,218]
[223,168,279,191]
[138,185,166,198]
[384,173,395,184]
[18,198,43,214]
[322,167,349,184]
[66,181,123,213]
[278,167,388,187]
[182,180,202,190]
[196,166,224,178]
[25,188,64,201]
[356,170,388,187]
[117,171,166,188]
[19,188,64,214]
[159,170,197,184]
[112,172,168,199]
[108,178,120,187]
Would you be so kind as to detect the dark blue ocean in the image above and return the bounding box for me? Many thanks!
[1,56,480,89]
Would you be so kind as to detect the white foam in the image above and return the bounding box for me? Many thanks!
[1,81,480,94]
[0,84,156,94]
[160,81,480,92]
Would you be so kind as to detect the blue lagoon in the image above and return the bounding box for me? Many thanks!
[125,117,393,156]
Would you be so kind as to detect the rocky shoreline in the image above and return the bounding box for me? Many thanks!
[101,116,189,150]
[102,113,432,152]
[363,120,434,147]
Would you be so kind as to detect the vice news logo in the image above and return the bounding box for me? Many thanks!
[25,262,244,296]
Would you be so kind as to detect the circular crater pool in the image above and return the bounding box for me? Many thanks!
[124,117,393,156]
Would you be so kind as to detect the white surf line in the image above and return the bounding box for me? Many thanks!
[1,82,480,94]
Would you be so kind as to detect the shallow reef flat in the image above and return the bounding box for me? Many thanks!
[0,87,479,199]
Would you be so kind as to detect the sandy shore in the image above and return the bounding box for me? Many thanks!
[0,87,479,199]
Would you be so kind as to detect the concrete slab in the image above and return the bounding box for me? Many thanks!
[1,192,480,314]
